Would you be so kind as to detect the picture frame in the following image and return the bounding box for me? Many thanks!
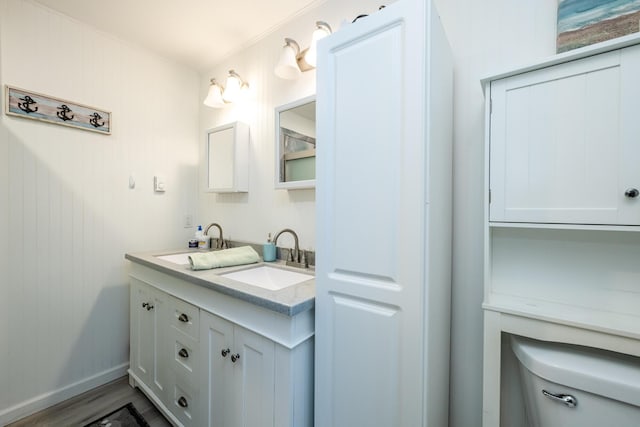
[557,0,640,53]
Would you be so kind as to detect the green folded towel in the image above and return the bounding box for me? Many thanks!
[189,246,260,270]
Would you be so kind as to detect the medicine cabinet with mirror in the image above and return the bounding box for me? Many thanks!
[206,121,249,193]
[275,95,316,189]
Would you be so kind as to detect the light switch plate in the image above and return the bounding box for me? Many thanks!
[154,175,166,192]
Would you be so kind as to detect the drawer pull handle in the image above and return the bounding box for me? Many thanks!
[542,390,577,408]
[177,396,188,408]
[624,188,639,198]
[178,348,189,358]
[142,302,154,311]
[178,313,189,323]
[231,353,240,363]
[221,348,230,357]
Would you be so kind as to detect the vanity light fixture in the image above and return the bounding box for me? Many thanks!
[304,21,332,68]
[203,78,226,108]
[222,70,249,103]
[275,38,302,80]
[274,21,332,80]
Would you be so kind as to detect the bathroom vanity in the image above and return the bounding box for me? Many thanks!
[125,250,315,427]
[482,35,640,426]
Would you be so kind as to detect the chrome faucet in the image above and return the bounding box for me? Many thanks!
[204,223,225,249]
[273,228,307,268]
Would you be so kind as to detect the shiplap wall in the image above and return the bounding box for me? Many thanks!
[0,0,199,423]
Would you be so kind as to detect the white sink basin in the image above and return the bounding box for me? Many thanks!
[156,252,193,265]
[221,265,313,291]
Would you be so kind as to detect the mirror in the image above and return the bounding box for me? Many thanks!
[275,95,316,189]
[206,122,249,193]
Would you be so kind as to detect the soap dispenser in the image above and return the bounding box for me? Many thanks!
[263,233,276,262]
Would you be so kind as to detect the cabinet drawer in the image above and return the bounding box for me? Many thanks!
[169,380,199,427]
[169,329,200,389]
[169,296,199,341]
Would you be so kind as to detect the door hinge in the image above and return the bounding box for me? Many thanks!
[489,189,492,203]
[489,98,493,114]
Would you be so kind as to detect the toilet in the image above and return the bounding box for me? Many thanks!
[510,335,640,427]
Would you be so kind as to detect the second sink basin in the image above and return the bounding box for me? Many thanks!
[221,265,313,291]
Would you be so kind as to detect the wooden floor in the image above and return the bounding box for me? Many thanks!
[7,376,172,427]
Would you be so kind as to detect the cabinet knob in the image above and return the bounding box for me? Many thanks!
[178,313,189,323]
[178,348,189,358]
[231,353,240,363]
[177,396,188,408]
[221,348,230,357]
[142,302,154,311]
[624,188,639,198]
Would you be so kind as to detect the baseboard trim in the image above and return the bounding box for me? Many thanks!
[0,362,129,425]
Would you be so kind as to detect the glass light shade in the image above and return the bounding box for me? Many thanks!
[203,81,226,108]
[275,39,301,80]
[304,22,331,68]
[222,72,242,103]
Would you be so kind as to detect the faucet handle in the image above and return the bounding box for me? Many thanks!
[287,248,294,262]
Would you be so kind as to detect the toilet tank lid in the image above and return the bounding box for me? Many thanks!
[510,335,640,407]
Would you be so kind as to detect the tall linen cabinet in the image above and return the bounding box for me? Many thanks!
[315,0,453,425]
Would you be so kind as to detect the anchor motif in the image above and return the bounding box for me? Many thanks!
[18,95,38,114]
[56,104,74,121]
[89,112,105,128]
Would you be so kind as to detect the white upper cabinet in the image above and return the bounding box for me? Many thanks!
[488,44,640,226]
[206,122,249,193]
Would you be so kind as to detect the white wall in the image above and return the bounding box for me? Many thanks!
[434,1,557,426]
[0,0,199,423]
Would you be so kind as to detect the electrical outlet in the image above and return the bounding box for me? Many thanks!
[184,214,193,228]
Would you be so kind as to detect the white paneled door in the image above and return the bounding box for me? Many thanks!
[315,0,453,425]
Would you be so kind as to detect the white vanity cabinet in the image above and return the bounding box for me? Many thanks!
[200,311,275,427]
[489,43,640,226]
[127,261,314,427]
[482,38,640,427]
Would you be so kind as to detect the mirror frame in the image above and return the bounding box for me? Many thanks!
[275,95,316,190]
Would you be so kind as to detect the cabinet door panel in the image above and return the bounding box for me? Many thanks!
[619,44,640,225]
[130,280,168,400]
[489,50,640,225]
[233,326,275,427]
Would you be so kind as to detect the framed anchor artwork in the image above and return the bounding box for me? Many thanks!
[4,85,111,135]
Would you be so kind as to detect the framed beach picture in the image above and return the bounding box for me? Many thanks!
[557,0,640,53]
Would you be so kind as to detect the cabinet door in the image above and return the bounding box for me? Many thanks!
[130,280,168,400]
[232,325,275,427]
[201,312,234,427]
[489,46,640,225]
[206,122,249,193]
[200,312,276,427]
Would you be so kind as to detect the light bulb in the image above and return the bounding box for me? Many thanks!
[304,21,332,68]
[275,38,301,80]
[203,79,226,108]
[223,70,242,103]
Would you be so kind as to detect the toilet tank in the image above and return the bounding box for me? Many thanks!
[510,335,640,427]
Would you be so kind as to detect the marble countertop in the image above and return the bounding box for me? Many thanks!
[125,248,315,317]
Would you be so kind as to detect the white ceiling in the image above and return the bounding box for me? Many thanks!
[33,0,324,71]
